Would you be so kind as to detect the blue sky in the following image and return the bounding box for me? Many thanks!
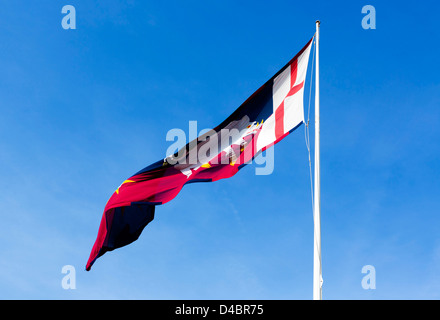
[0,0,439,299]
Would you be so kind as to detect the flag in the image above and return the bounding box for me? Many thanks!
[86,38,313,271]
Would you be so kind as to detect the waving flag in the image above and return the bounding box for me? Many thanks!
[86,38,313,271]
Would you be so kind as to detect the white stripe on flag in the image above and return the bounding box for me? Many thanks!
[273,65,291,113]
[256,41,312,152]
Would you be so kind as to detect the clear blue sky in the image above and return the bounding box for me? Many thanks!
[0,0,439,299]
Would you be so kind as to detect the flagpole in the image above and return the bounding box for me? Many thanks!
[313,20,322,300]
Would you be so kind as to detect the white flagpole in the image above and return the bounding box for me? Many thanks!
[313,20,322,300]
